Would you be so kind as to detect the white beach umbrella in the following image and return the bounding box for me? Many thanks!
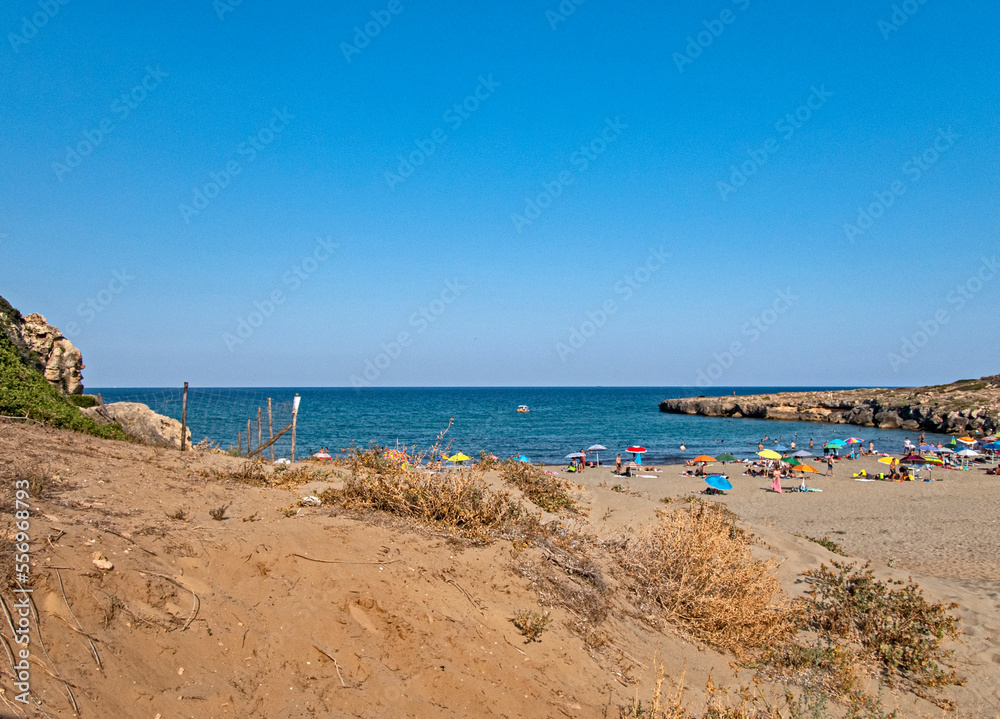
[587,444,607,466]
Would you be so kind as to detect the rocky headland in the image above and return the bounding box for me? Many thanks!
[660,376,1000,435]
[0,296,84,394]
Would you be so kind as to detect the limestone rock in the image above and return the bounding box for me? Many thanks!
[18,313,85,394]
[84,402,191,448]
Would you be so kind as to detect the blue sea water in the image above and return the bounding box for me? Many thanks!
[88,387,953,464]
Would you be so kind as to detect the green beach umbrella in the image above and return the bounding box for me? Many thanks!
[783,457,803,467]
[716,453,737,463]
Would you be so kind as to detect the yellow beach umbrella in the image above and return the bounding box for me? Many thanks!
[447,453,471,463]
[758,449,782,460]
[878,457,895,465]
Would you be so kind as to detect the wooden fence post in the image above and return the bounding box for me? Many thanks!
[267,398,274,462]
[238,431,242,456]
[291,393,300,463]
[180,382,188,452]
[257,407,262,451]
[247,419,252,454]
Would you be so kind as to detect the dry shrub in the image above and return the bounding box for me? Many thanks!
[511,609,551,642]
[614,503,794,657]
[319,468,524,542]
[621,665,785,719]
[200,459,323,489]
[2,458,56,500]
[798,561,963,692]
[499,459,577,513]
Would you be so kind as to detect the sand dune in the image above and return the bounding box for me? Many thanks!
[2,424,998,718]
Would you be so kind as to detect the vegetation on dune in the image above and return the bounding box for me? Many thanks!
[499,458,579,513]
[614,502,796,657]
[320,469,526,543]
[0,327,129,441]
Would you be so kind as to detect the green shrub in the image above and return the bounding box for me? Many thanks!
[67,394,100,408]
[798,561,963,689]
[0,330,129,441]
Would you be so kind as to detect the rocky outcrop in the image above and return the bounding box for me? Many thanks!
[19,313,85,394]
[83,402,191,448]
[0,297,84,395]
[660,377,1000,436]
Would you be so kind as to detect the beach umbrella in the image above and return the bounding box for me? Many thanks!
[984,442,1000,451]
[957,436,976,444]
[692,455,717,463]
[793,450,814,458]
[935,447,954,454]
[565,452,585,459]
[587,444,607,466]
[773,444,789,452]
[923,456,944,465]
[758,449,781,460]
[845,437,864,444]
[626,445,647,466]
[900,455,925,463]
[792,464,819,473]
[878,457,895,465]
[716,452,737,463]
[783,457,803,467]
[447,453,471,464]
[956,449,979,457]
[826,439,847,447]
[705,475,733,491]
[513,455,531,463]
[383,449,409,464]
[919,444,937,452]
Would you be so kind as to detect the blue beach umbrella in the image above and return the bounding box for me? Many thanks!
[919,444,937,452]
[705,475,733,491]
[514,455,531,463]
[773,445,789,452]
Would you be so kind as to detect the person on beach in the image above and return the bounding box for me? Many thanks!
[869,441,875,455]
[615,454,622,474]
[827,456,834,476]
[770,468,782,493]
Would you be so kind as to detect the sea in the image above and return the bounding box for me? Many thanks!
[87,386,954,465]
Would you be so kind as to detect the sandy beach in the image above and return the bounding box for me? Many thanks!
[3,422,999,718]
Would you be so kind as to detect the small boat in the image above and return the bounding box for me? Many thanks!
[517,405,530,413]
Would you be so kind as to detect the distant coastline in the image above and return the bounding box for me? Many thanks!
[660,376,999,436]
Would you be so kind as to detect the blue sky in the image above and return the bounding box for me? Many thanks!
[1,0,997,388]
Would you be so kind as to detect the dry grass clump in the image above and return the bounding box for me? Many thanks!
[511,609,551,642]
[319,468,524,542]
[622,663,901,719]
[797,561,963,693]
[499,459,578,513]
[199,459,324,489]
[621,666,785,719]
[2,458,57,500]
[614,503,794,657]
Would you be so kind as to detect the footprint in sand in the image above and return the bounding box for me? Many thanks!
[349,603,378,633]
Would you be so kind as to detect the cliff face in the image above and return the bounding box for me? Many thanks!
[0,296,84,394]
[660,377,1000,436]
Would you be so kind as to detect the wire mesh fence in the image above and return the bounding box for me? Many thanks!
[91,387,298,458]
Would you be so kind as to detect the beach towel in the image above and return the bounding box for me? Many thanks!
[639,474,657,478]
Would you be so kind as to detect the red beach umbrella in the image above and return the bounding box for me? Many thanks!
[626,446,647,453]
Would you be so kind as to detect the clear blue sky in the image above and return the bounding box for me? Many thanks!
[2,0,997,388]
